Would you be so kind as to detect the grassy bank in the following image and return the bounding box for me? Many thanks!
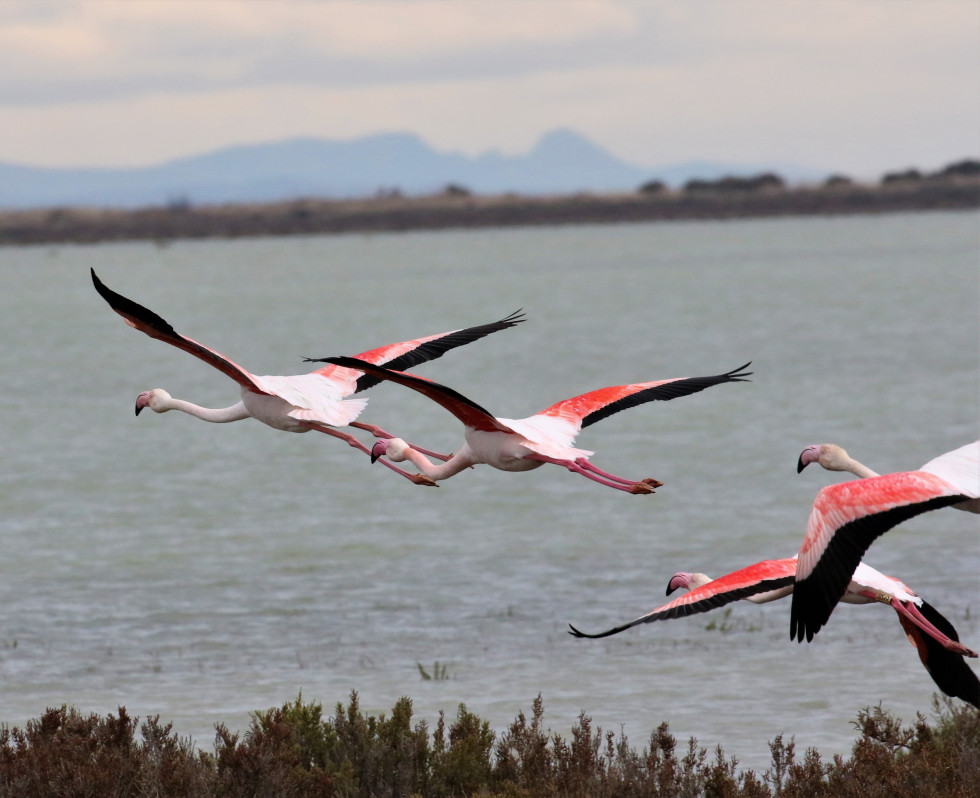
[1,177,977,247]
[1,693,976,797]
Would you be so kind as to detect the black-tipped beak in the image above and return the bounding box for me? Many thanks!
[135,404,143,417]
[370,441,386,464]
[797,445,823,473]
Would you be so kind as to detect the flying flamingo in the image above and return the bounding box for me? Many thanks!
[791,441,979,645]
[309,355,751,493]
[569,556,979,707]
[91,269,524,485]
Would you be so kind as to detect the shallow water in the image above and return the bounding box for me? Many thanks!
[0,211,977,771]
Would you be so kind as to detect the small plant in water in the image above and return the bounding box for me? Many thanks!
[705,607,762,633]
[417,661,451,681]
[705,607,734,632]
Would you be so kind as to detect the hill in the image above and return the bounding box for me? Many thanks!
[0,129,826,210]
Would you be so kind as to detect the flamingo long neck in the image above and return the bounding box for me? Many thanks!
[841,456,879,479]
[399,447,475,482]
[816,445,880,479]
[164,397,251,424]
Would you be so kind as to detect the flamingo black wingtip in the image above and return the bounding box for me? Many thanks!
[90,269,176,336]
[789,611,804,643]
[727,361,753,382]
[502,308,526,326]
[90,268,110,299]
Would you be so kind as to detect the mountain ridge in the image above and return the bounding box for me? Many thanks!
[0,129,828,210]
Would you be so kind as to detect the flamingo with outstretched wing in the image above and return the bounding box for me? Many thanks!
[569,555,979,707]
[92,269,523,485]
[791,441,979,644]
[312,354,751,493]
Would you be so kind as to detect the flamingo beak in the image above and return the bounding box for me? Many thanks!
[370,439,388,464]
[135,392,150,416]
[797,446,819,473]
[666,572,691,595]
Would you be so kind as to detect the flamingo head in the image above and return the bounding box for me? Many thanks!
[797,443,849,473]
[372,437,410,463]
[666,572,711,595]
[135,388,172,416]
[370,439,389,463]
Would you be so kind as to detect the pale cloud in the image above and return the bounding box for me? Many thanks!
[0,0,639,104]
[0,0,976,176]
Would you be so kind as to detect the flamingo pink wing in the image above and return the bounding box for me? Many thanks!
[569,558,796,639]
[791,471,969,643]
[91,269,266,394]
[541,363,751,431]
[310,310,524,394]
[319,356,513,433]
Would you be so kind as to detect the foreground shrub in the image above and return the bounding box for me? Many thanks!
[0,694,976,797]
[0,706,210,797]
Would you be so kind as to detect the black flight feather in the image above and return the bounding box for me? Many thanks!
[351,309,524,393]
[569,574,794,640]
[580,362,752,429]
[790,493,968,643]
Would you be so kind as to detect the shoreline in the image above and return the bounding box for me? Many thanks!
[1,178,977,246]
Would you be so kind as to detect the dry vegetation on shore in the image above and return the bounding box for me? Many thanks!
[1,171,977,247]
[1,693,977,797]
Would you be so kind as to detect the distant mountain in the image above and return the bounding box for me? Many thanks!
[0,129,828,210]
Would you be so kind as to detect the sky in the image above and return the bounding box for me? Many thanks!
[1,0,978,179]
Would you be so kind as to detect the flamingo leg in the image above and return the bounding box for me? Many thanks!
[573,458,664,488]
[348,422,452,462]
[524,454,655,494]
[888,598,978,658]
[306,424,438,486]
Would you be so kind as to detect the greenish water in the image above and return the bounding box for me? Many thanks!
[0,211,977,770]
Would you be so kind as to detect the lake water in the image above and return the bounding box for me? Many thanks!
[0,211,977,772]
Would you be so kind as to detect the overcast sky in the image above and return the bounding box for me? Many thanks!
[2,0,977,178]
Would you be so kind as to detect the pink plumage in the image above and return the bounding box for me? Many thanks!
[791,441,979,645]
[569,555,979,706]
[316,355,751,493]
[92,269,522,484]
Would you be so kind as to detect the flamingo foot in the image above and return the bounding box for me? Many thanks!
[629,482,656,495]
[410,473,439,487]
[890,597,979,658]
[950,642,979,658]
[641,477,664,487]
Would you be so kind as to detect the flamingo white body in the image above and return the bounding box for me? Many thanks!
[315,355,752,493]
[569,556,980,707]
[139,374,363,431]
[455,428,556,471]
[92,269,524,484]
[792,441,980,644]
